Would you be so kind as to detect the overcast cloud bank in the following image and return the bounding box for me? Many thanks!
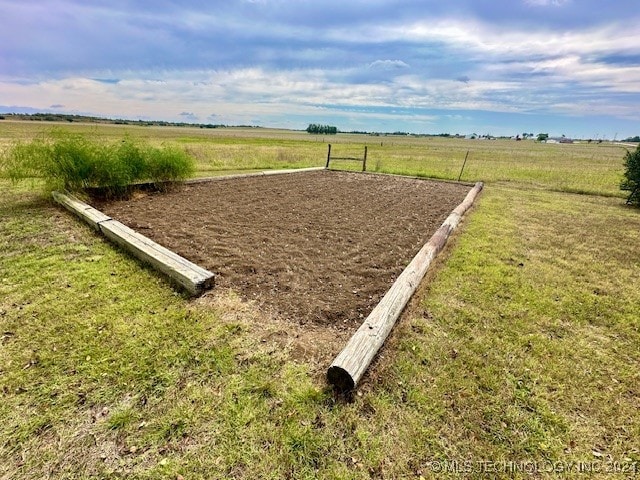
[1,0,639,137]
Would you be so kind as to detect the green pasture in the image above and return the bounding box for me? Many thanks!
[1,121,638,479]
[0,120,627,196]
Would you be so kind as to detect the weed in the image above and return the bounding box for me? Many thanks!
[1,129,194,196]
[106,408,136,431]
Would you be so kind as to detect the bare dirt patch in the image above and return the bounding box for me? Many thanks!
[94,171,470,330]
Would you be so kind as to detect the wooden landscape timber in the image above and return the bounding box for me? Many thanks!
[52,168,328,295]
[351,169,476,187]
[52,191,215,296]
[327,181,484,391]
[185,166,324,184]
[51,191,112,231]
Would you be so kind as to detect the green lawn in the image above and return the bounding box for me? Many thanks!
[1,121,639,479]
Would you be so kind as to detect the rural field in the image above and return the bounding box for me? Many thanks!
[1,120,639,479]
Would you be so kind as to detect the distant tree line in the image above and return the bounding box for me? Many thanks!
[306,124,338,135]
[0,113,230,129]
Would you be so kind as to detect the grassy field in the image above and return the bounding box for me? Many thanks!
[0,120,628,196]
[1,121,639,479]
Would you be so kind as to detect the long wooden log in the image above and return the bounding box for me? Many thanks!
[186,167,325,184]
[99,219,215,295]
[327,181,484,391]
[52,191,111,230]
[52,168,321,295]
[52,191,215,296]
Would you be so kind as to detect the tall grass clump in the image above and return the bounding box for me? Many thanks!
[143,145,194,183]
[1,129,194,196]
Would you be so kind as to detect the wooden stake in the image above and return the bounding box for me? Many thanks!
[363,146,368,171]
[457,150,470,181]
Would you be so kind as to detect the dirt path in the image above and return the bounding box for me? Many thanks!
[95,171,470,329]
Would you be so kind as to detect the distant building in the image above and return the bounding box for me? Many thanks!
[544,137,574,144]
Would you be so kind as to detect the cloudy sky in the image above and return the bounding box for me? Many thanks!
[1,0,639,138]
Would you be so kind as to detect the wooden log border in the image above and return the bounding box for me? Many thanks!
[52,168,324,295]
[185,166,325,184]
[327,168,477,187]
[327,181,484,391]
[52,191,215,296]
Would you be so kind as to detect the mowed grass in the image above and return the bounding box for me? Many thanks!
[1,121,639,479]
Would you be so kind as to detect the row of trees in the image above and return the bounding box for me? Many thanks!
[306,124,338,135]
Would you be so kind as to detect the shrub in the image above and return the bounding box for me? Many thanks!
[1,130,194,196]
[144,145,194,184]
[621,145,640,205]
[115,136,148,181]
[3,132,98,190]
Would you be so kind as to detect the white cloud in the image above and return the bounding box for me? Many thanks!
[2,7,639,131]
[524,0,571,6]
[179,111,198,121]
[0,68,522,119]
[374,19,639,60]
[1,56,636,125]
[368,60,410,70]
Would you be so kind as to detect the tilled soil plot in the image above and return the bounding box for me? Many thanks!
[95,170,471,329]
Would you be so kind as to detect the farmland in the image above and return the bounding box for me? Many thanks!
[0,120,627,196]
[1,121,639,479]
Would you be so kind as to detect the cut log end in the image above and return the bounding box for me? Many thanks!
[193,275,216,296]
[327,365,355,392]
